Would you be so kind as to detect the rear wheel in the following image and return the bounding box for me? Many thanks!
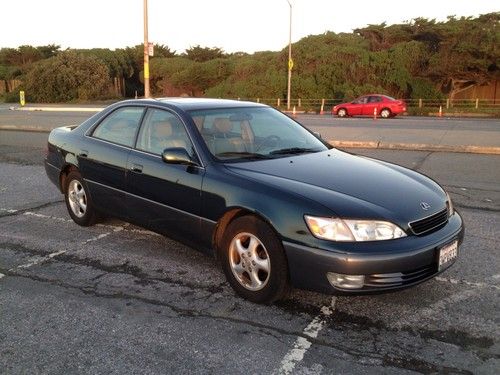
[380,108,392,118]
[64,171,97,226]
[337,108,347,118]
[219,215,289,304]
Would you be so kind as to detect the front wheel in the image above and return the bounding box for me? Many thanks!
[337,108,347,117]
[380,108,392,118]
[64,170,97,226]
[219,216,289,303]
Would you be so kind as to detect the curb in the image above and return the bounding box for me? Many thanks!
[1,126,499,155]
[329,140,500,155]
[11,106,104,112]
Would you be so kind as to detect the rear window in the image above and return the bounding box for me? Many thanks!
[92,107,144,147]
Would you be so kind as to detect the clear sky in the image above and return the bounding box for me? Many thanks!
[1,0,498,53]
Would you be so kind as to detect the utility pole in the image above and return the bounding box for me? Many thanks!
[143,0,150,98]
[286,0,292,110]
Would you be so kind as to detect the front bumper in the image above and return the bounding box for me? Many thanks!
[283,211,464,294]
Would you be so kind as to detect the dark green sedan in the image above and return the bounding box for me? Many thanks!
[45,98,464,303]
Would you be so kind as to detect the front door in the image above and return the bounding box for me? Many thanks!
[126,108,205,241]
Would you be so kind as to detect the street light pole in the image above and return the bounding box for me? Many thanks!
[143,0,150,98]
[286,0,292,110]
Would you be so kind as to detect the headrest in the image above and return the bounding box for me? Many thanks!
[213,118,232,133]
[152,120,173,137]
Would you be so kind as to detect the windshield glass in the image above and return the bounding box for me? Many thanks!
[188,107,328,161]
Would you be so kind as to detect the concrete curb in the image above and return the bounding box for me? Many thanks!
[329,140,500,155]
[12,106,104,112]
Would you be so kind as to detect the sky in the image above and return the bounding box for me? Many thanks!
[1,0,498,54]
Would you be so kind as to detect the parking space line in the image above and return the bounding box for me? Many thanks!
[277,297,336,375]
[0,208,18,213]
[24,211,72,222]
[14,250,67,270]
[82,224,128,244]
[394,288,476,329]
[435,276,500,290]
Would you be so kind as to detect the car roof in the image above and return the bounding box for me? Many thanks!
[121,97,268,111]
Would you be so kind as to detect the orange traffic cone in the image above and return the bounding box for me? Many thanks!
[320,103,325,115]
[438,105,443,117]
[373,107,378,120]
[292,106,296,118]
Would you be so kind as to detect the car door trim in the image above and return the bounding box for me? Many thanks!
[83,178,216,224]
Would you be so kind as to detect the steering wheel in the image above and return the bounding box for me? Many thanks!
[255,135,281,152]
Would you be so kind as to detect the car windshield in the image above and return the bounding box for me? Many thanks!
[188,107,329,161]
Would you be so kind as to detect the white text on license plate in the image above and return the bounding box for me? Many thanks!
[439,240,458,270]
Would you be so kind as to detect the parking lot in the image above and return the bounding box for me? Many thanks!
[1,136,499,374]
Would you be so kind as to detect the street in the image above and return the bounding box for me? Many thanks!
[0,138,499,374]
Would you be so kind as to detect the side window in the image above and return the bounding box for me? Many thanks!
[136,109,192,155]
[92,107,144,147]
[368,96,382,103]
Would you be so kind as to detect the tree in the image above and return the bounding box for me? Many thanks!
[24,51,109,102]
[184,45,225,62]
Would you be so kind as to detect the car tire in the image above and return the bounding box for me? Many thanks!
[380,108,392,118]
[64,170,97,226]
[337,108,347,118]
[219,215,289,304]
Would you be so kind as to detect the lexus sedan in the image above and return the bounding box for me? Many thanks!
[332,94,407,118]
[45,98,463,303]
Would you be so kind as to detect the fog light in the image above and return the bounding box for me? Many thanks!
[327,272,365,289]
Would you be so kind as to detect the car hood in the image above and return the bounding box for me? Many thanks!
[225,149,447,227]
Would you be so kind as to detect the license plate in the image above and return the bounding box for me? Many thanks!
[439,240,458,270]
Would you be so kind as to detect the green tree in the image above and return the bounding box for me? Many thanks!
[184,45,225,62]
[24,51,109,102]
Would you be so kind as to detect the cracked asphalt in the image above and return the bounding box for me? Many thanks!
[0,143,499,374]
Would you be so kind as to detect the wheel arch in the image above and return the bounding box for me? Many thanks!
[212,207,281,260]
[59,163,79,193]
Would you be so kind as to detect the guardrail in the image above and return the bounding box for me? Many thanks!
[230,98,500,116]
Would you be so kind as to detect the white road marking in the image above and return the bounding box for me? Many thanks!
[277,297,336,375]
[394,288,477,329]
[0,273,5,279]
[24,211,71,222]
[0,208,18,213]
[82,224,127,244]
[435,276,500,290]
[14,250,67,270]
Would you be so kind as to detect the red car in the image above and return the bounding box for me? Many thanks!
[332,94,407,118]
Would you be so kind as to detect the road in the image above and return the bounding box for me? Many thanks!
[1,107,499,151]
[1,142,499,374]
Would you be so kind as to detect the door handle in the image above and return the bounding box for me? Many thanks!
[79,150,89,157]
[130,163,143,173]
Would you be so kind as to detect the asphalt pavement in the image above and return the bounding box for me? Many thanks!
[0,144,499,374]
[1,105,499,373]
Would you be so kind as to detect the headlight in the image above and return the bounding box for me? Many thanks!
[304,215,406,242]
[446,193,454,217]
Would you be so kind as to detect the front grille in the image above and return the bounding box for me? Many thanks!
[364,265,436,288]
[409,208,448,235]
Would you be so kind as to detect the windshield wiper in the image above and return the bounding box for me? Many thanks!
[216,152,271,160]
[269,147,319,155]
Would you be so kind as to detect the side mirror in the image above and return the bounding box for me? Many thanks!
[161,147,196,166]
[313,131,322,139]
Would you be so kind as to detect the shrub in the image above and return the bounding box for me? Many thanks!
[24,51,109,102]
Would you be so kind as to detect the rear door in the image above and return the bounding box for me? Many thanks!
[126,108,205,240]
[79,106,145,218]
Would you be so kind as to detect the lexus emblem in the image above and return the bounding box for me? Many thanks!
[420,202,431,210]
